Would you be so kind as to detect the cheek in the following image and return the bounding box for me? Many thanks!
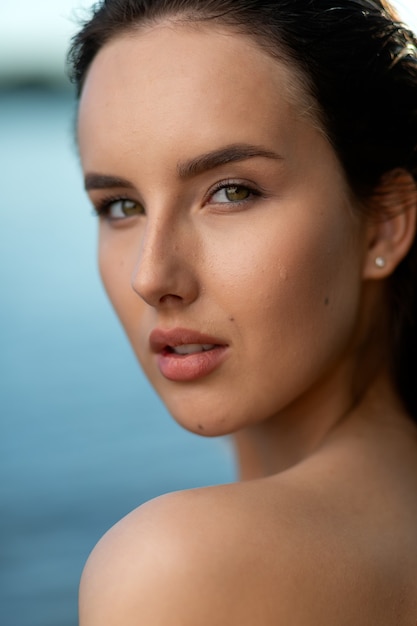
[98,231,159,379]
[206,206,359,305]
[207,207,363,363]
[98,236,123,303]
[98,233,141,327]
[276,217,363,372]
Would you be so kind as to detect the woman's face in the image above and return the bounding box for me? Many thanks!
[78,23,368,436]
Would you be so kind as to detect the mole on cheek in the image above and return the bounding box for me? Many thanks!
[198,424,204,431]
[324,297,330,306]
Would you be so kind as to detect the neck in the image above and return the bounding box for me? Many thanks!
[232,367,407,481]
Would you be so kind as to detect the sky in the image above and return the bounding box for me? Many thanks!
[0,0,416,83]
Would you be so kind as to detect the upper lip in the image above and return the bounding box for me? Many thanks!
[149,327,227,353]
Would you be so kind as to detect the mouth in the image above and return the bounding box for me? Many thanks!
[150,327,226,353]
[165,343,216,355]
[149,328,228,382]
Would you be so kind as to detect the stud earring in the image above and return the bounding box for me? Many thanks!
[375,256,386,268]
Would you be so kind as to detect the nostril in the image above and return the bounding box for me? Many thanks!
[159,293,183,304]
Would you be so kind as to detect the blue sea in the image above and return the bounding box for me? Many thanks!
[0,89,235,626]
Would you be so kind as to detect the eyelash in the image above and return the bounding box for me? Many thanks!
[93,180,262,220]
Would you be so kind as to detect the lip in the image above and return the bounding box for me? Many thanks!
[149,327,229,382]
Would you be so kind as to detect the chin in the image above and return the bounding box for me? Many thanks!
[169,406,237,438]
[156,390,241,438]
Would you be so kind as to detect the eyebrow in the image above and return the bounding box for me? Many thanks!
[177,143,283,179]
[84,174,135,191]
[84,143,283,191]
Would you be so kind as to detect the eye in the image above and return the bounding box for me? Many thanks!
[97,198,144,220]
[210,184,253,204]
[206,181,264,210]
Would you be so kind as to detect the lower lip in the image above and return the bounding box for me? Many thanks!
[157,346,228,382]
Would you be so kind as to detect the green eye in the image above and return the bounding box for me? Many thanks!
[224,186,251,201]
[211,184,252,204]
[120,200,141,216]
[107,199,144,219]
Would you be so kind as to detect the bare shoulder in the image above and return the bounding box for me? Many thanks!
[79,482,304,625]
[80,485,253,624]
[79,478,417,625]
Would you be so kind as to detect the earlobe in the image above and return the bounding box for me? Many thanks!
[362,169,417,280]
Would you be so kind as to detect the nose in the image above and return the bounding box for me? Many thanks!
[131,215,199,309]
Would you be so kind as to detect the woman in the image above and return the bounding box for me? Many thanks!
[68,0,417,623]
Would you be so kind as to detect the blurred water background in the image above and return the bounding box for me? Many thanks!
[1,1,416,625]
[0,3,236,625]
[0,88,236,626]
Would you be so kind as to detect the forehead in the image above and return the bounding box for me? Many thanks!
[78,22,318,170]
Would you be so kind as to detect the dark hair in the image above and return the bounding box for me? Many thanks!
[68,0,417,418]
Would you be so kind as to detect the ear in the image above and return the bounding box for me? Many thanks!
[362,169,417,280]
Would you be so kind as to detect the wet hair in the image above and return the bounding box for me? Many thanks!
[68,0,417,419]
